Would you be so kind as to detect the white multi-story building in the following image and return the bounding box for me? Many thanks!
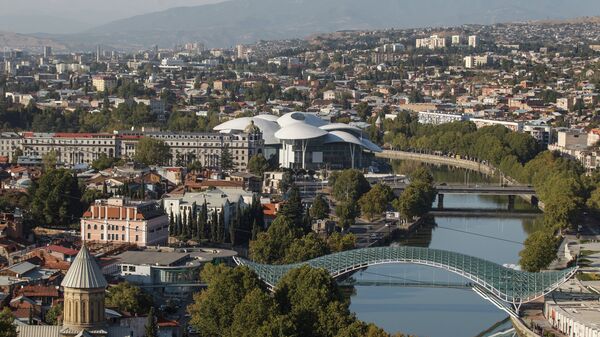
[416,35,447,50]
[418,111,466,125]
[451,35,462,45]
[464,55,490,69]
[468,35,479,48]
[0,129,264,171]
[523,124,553,147]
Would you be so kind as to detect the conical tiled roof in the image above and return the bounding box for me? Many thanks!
[61,246,108,289]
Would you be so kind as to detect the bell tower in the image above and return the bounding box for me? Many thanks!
[60,246,108,336]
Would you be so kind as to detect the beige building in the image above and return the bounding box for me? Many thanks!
[0,129,264,171]
[81,198,169,247]
[92,75,117,92]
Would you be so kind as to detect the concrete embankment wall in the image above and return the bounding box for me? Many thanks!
[376,150,497,176]
[510,317,540,337]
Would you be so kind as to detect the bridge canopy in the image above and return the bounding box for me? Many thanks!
[235,246,576,304]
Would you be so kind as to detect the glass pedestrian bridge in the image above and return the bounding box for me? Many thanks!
[234,246,577,317]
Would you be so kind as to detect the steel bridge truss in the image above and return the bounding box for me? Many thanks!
[234,246,577,317]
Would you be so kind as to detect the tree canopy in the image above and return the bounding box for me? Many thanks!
[247,154,270,177]
[29,168,83,227]
[106,282,153,314]
[358,184,394,220]
[187,264,405,337]
[134,137,172,166]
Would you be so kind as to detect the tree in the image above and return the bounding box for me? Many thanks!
[310,194,330,220]
[220,145,234,171]
[11,148,22,164]
[134,137,172,166]
[283,232,329,264]
[249,216,301,264]
[358,184,394,221]
[29,169,83,227]
[145,307,158,337]
[230,288,277,337]
[336,200,359,229]
[519,229,559,272]
[187,264,263,337]
[393,168,437,221]
[42,149,58,171]
[247,154,269,177]
[279,184,304,228]
[0,307,17,337]
[92,153,119,171]
[331,169,370,202]
[106,282,153,314]
[275,265,346,337]
[327,232,356,252]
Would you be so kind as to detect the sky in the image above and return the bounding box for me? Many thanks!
[0,0,224,34]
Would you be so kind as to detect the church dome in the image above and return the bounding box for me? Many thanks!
[61,245,108,289]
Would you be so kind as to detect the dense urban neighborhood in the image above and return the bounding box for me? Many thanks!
[0,14,600,337]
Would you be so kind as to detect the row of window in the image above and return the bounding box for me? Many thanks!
[86,223,140,231]
[87,232,139,242]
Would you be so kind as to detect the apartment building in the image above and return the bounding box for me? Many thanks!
[464,55,490,69]
[468,35,479,48]
[92,75,117,92]
[418,111,466,125]
[416,35,447,50]
[81,197,169,247]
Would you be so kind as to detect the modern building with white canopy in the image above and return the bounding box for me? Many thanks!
[214,112,382,170]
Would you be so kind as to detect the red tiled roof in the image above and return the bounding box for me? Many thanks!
[45,245,78,256]
[16,285,59,298]
[157,318,179,327]
[262,203,279,216]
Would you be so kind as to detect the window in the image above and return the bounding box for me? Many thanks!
[87,224,91,229]
[128,266,136,272]
[121,234,125,241]
[135,235,139,242]
[121,226,125,231]
[100,234,104,240]
[94,224,97,230]
[87,233,90,239]
[101,225,104,230]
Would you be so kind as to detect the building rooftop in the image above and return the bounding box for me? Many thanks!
[114,251,189,266]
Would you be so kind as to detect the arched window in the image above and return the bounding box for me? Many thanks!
[100,225,104,230]
[87,224,91,229]
[94,224,97,230]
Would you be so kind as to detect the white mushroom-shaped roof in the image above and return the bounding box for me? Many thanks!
[275,123,328,140]
[320,123,362,133]
[254,114,279,122]
[277,112,328,128]
[214,116,280,145]
[360,138,383,153]
[323,130,363,147]
[61,246,108,289]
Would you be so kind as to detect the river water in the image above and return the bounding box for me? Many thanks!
[349,161,541,337]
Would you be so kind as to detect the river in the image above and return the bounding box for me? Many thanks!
[349,161,541,337]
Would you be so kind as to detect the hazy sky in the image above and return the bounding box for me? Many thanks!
[0,0,225,33]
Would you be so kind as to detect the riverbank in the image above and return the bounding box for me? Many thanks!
[379,150,543,208]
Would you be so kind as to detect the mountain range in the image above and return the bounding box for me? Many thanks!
[11,0,600,50]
